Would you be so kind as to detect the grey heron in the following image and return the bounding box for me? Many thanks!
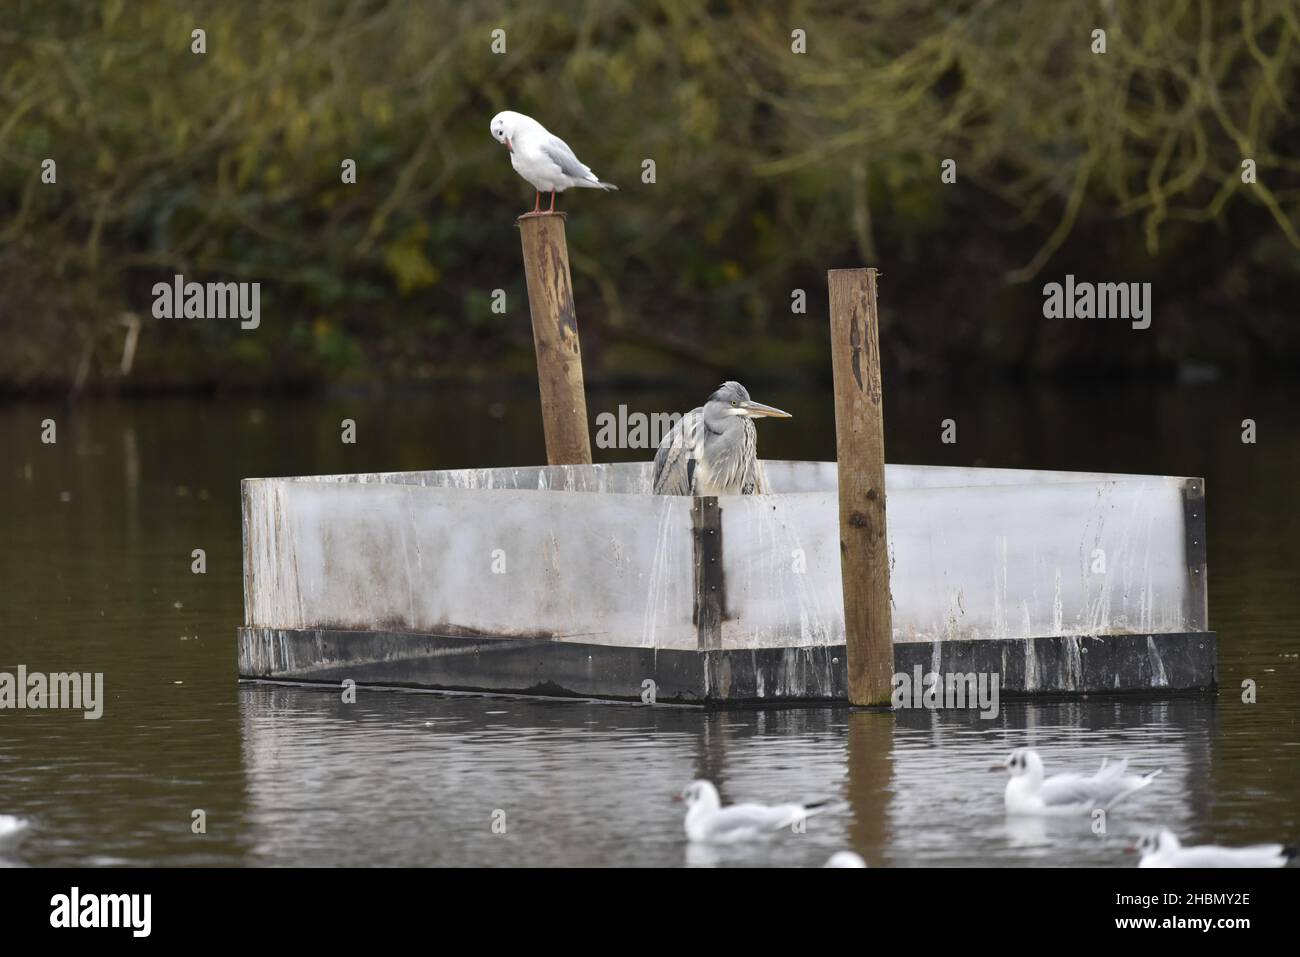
[652,381,791,495]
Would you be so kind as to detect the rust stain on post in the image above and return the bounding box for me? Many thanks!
[828,267,893,706]
[518,213,592,465]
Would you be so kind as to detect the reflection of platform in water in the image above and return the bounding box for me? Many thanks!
[237,461,1216,704]
[233,685,1217,866]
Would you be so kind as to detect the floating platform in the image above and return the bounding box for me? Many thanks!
[237,461,1216,704]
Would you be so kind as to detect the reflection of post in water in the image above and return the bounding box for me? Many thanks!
[123,423,140,541]
[845,709,894,862]
[689,711,732,789]
[687,711,828,797]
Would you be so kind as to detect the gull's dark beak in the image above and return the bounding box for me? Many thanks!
[671,793,684,802]
[740,400,791,419]
[1122,847,1137,854]
[989,764,1005,772]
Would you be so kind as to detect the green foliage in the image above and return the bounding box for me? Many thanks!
[0,0,1298,393]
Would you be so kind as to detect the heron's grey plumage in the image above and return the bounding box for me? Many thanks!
[652,382,790,496]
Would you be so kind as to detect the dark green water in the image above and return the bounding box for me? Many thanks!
[0,381,1296,866]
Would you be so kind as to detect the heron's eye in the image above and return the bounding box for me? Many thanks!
[730,401,737,407]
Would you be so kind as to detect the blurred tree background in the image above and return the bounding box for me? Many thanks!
[1,0,1297,395]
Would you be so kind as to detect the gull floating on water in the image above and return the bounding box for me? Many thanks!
[824,851,868,868]
[489,110,617,215]
[999,748,1162,815]
[0,815,30,848]
[1135,828,1295,868]
[677,780,833,844]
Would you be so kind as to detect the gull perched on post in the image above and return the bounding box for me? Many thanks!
[489,110,617,215]
[1134,828,1295,868]
[652,381,791,495]
[998,747,1163,815]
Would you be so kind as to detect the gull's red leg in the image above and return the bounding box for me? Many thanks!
[532,191,541,213]
[549,190,556,212]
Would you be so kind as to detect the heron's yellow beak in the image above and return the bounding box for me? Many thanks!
[740,400,791,419]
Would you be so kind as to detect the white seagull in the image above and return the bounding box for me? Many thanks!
[489,110,617,215]
[0,815,30,848]
[999,747,1163,815]
[1135,828,1295,868]
[824,851,868,868]
[676,780,834,845]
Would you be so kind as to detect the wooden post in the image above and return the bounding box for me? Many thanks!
[517,213,592,465]
[827,267,893,706]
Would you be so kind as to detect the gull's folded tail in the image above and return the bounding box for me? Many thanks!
[800,799,849,818]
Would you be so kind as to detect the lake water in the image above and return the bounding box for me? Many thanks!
[1,381,1296,866]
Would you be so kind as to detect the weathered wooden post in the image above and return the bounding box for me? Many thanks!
[827,267,893,706]
[517,213,592,465]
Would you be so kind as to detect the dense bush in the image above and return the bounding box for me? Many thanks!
[1,0,1297,394]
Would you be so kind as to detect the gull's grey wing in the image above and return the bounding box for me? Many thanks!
[1037,772,1111,808]
[541,134,599,182]
[705,803,800,839]
[1092,760,1163,809]
[653,408,703,495]
[1039,760,1156,810]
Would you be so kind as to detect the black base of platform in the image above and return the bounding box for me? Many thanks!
[237,627,1218,705]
